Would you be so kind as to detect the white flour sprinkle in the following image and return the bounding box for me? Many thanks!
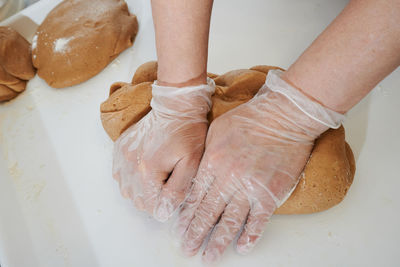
[53,37,74,53]
[31,34,38,50]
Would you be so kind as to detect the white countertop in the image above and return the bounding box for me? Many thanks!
[0,0,399,266]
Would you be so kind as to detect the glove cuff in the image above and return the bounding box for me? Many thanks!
[152,77,215,96]
[150,78,215,119]
[265,70,345,129]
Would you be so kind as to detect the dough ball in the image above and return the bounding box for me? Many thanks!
[100,61,356,214]
[213,69,266,101]
[32,0,139,88]
[207,67,279,120]
[0,27,35,102]
[101,82,152,141]
[0,84,18,102]
[275,126,355,214]
[131,61,158,85]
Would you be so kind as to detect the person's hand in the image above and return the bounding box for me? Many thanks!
[175,70,345,263]
[113,79,215,222]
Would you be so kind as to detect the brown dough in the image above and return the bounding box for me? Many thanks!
[275,127,355,214]
[0,84,18,102]
[100,61,356,214]
[0,65,21,85]
[0,27,35,102]
[32,0,138,88]
[214,69,266,101]
[101,82,152,141]
[131,61,158,85]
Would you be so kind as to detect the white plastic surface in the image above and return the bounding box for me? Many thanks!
[0,0,399,266]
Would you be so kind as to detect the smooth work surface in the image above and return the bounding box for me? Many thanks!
[0,0,399,266]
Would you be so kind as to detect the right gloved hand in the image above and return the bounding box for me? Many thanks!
[112,78,215,222]
[175,70,345,263]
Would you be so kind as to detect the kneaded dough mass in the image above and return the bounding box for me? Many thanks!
[100,61,356,214]
[32,0,138,88]
[0,27,36,102]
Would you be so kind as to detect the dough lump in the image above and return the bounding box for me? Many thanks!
[0,27,35,102]
[32,0,138,88]
[100,61,356,214]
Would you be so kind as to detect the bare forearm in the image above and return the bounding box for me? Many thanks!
[151,0,213,87]
[283,0,400,113]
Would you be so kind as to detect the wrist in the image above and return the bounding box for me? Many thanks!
[150,78,215,119]
[282,66,349,114]
[262,70,345,136]
[157,72,208,88]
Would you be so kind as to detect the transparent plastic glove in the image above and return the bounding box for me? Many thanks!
[175,70,345,263]
[113,78,215,222]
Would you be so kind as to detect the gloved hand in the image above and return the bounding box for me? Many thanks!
[175,70,345,263]
[112,78,215,222]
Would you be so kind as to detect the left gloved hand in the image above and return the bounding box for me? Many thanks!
[112,78,215,222]
[175,70,345,263]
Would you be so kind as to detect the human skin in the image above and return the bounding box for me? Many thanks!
[283,0,400,113]
[152,0,400,108]
[111,0,216,222]
[147,0,400,262]
[151,0,214,87]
